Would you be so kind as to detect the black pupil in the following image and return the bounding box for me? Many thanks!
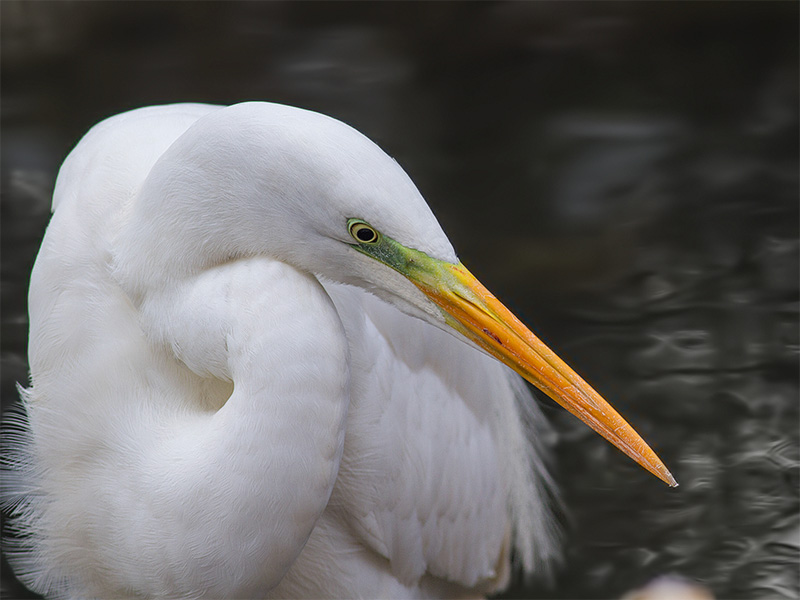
[356,227,375,242]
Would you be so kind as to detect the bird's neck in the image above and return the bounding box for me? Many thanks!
[106,259,352,595]
[112,134,274,302]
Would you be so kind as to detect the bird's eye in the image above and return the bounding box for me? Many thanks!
[348,219,380,244]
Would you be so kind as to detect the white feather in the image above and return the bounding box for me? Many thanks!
[2,102,559,599]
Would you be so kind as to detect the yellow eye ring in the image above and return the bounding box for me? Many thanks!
[348,219,380,244]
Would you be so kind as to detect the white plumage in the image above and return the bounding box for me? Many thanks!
[2,102,671,599]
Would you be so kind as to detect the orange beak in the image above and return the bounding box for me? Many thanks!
[412,261,677,487]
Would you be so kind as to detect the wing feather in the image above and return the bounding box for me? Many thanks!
[323,282,560,590]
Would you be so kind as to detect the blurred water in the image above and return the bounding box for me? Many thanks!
[1,3,798,599]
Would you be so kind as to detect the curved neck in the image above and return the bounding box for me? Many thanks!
[112,117,323,300]
[104,260,352,597]
[113,165,259,300]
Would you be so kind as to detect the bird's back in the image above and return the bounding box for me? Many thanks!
[29,104,220,386]
[5,104,225,597]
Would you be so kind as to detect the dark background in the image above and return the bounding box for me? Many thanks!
[1,2,798,598]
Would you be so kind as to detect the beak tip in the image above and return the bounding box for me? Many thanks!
[659,467,678,488]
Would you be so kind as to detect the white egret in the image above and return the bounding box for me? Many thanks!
[2,102,675,599]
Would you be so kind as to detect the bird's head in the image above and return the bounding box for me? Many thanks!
[129,101,676,486]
